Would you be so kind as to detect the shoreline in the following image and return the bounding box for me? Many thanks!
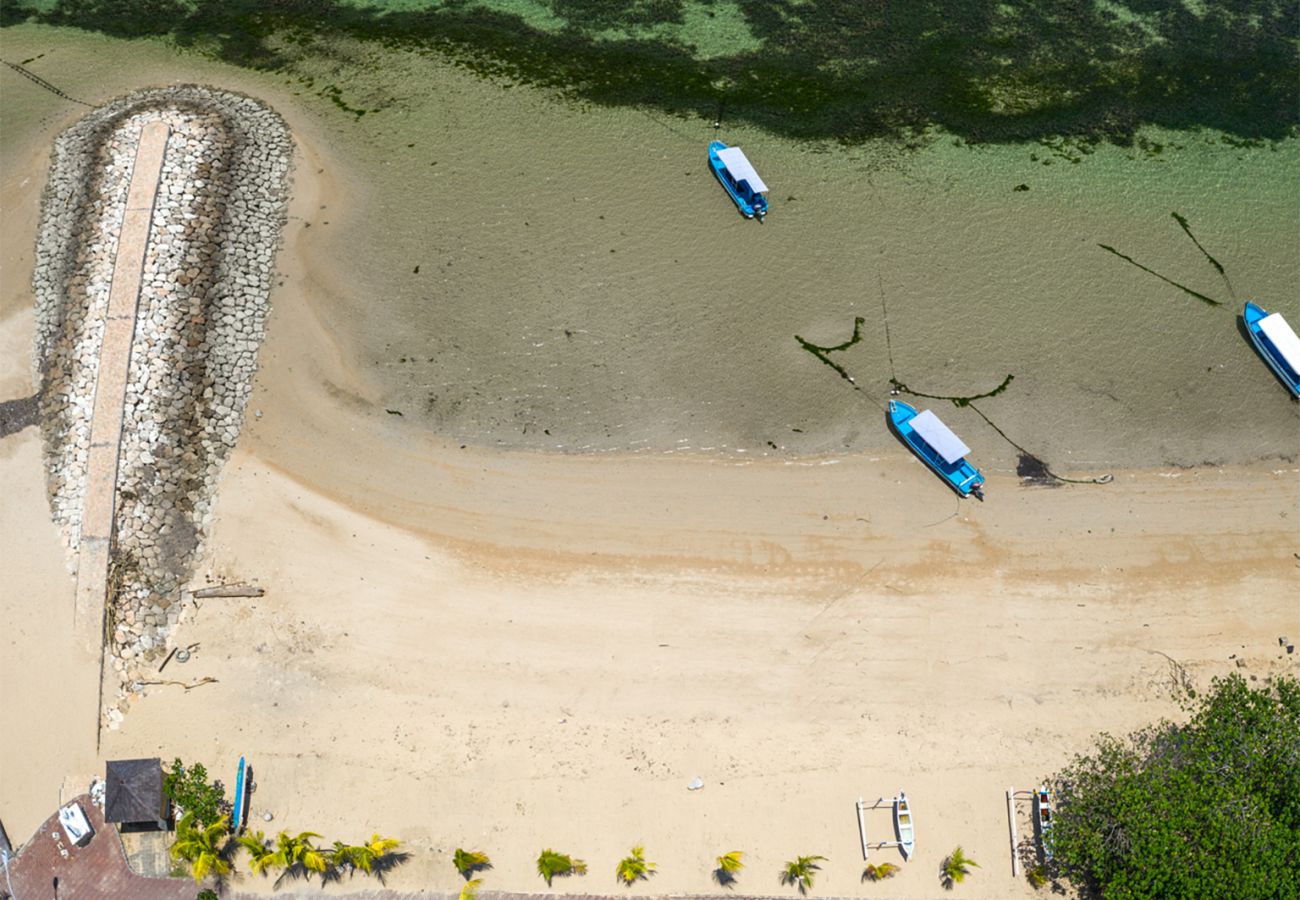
[2,32,1298,899]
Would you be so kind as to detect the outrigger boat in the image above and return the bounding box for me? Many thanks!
[888,399,985,498]
[1243,301,1300,398]
[1034,786,1054,860]
[893,791,915,861]
[708,141,768,219]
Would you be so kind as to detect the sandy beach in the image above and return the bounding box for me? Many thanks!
[2,26,1299,899]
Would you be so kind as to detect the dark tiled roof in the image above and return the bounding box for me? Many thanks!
[105,757,165,823]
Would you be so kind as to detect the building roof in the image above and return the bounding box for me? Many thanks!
[104,758,165,823]
[910,409,972,464]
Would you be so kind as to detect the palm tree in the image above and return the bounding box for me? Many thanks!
[615,845,656,885]
[862,862,899,882]
[536,848,587,885]
[460,877,483,900]
[237,830,279,878]
[780,855,827,895]
[454,848,494,880]
[268,830,330,884]
[342,834,402,875]
[169,812,231,883]
[941,846,980,889]
[714,850,745,887]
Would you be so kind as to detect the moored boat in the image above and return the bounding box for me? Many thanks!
[894,790,915,860]
[1243,301,1300,398]
[1034,786,1054,860]
[708,141,768,219]
[888,399,985,497]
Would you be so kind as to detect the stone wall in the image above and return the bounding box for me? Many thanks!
[32,86,293,724]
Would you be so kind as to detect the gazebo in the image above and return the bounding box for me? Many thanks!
[104,758,168,831]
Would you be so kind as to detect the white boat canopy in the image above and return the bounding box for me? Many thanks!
[716,146,768,193]
[1259,312,1300,373]
[910,409,971,464]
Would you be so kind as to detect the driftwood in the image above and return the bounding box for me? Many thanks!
[192,584,264,599]
[135,677,218,691]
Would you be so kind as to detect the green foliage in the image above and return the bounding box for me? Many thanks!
[779,855,826,895]
[163,758,226,828]
[1049,674,1300,899]
[453,848,493,880]
[1026,864,1048,889]
[196,891,218,900]
[237,830,278,877]
[714,850,744,887]
[940,846,979,888]
[536,848,586,885]
[16,1,1297,146]
[331,834,401,874]
[459,876,483,900]
[267,830,329,884]
[169,811,231,883]
[615,845,655,885]
[862,862,899,881]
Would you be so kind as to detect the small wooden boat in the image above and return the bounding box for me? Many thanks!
[708,141,768,219]
[1243,301,1300,398]
[894,790,915,860]
[888,399,985,497]
[1034,786,1054,860]
[231,756,248,834]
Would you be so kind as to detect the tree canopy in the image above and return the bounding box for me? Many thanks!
[1049,674,1300,899]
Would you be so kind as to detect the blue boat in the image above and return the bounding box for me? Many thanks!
[708,141,768,219]
[888,399,985,498]
[1243,301,1300,398]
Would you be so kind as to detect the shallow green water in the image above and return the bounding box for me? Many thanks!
[3,25,1297,472]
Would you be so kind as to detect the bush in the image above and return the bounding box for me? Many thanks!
[163,758,226,827]
[1049,674,1300,899]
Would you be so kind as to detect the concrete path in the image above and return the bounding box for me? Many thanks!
[72,120,169,655]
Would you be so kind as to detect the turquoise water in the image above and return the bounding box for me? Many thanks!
[3,24,1297,472]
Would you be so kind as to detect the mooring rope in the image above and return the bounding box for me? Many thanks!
[1,59,97,107]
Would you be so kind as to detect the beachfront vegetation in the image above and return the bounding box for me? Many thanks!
[169,811,232,883]
[536,848,587,885]
[163,758,226,827]
[714,850,745,887]
[940,846,979,889]
[268,830,330,884]
[1048,673,1300,899]
[195,891,218,900]
[330,834,403,876]
[1026,864,1048,889]
[779,855,826,895]
[615,845,656,885]
[236,829,278,877]
[862,862,899,882]
[453,848,493,879]
[459,876,483,900]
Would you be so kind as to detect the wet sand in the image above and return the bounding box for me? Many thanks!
[2,25,1299,899]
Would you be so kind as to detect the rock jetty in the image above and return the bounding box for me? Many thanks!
[32,86,292,727]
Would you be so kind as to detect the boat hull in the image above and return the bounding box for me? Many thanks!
[1243,301,1300,398]
[894,792,915,860]
[708,140,767,219]
[888,400,984,497]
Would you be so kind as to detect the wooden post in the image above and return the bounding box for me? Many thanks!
[856,797,869,860]
[1007,787,1020,877]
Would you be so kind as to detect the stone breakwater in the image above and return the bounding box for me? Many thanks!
[32,86,291,725]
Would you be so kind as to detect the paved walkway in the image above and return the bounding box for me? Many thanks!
[71,121,168,655]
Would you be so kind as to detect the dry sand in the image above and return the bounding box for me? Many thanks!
[2,62,1299,900]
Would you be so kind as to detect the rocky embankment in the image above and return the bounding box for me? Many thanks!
[32,86,291,725]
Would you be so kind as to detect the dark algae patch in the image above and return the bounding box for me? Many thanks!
[5,1,1296,144]
[795,316,866,390]
[889,373,1014,408]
